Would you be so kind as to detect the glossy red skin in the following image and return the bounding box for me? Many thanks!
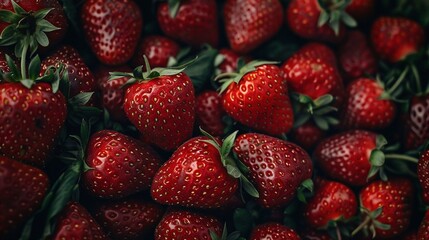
[94,198,164,240]
[157,0,218,47]
[338,31,377,80]
[0,82,67,166]
[41,45,97,100]
[371,17,425,63]
[223,64,294,135]
[418,210,429,240]
[0,157,49,237]
[155,210,222,240]
[83,130,162,199]
[340,78,396,130]
[281,43,344,104]
[195,90,225,136]
[418,150,429,205]
[250,223,301,240]
[151,136,238,208]
[360,178,414,239]
[95,65,131,122]
[216,49,241,74]
[124,72,195,151]
[345,0,375,23]
[291,121,325,150]
[0,48,10,73]
[286,0,346,43]
[314,130,376,186]
[0,0,68,49]
[404,95,429,150]
[132,35,180,68]
[52,202,108,240]
[233,133,313,208]
[224,0,283,54]
[81,0,142,65]
[303,180,357,229]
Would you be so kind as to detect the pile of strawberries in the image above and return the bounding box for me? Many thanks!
[1,0,429,239]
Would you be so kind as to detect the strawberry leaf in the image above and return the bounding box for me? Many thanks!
[370,150,385,167]
[241,176,259,198]
[28,55,41,80]
[221,130,238,158]
[167,0,181,18]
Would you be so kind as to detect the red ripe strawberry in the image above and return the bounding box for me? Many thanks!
[83,130,162,199]
[223,0,283,53]
[418,210,429,240]
[356,178,414,239]
[157,0,218,47]
[418,149,429,205]
[151,136,239,208]
[286,0,346,43]
[290,121,326,150]
[233,133,313,208]
[371,17,425,63]
[220,62,294,136]
[195,90,225,136]
[0,156,49,238]
[0,82,67,166]
[303,180,357,229]
[338,31,377,80]
[132,35,180,68]
[215,49,241,74]
[95,65,131,122]
[345,0,375,23]
[340,78,396,130]
[0,48,11,73]
[155,210,222,240]
[52,202,108,240]
[250,223,301,240]
[81,0,143,65]
[41,45,97,100]
[404,95,429,150]
[94,198,164,240]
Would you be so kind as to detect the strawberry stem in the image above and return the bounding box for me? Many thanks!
[20,36,29,80]
[334,223,342,240]
[351,215,371,236]
[384,154,418,164]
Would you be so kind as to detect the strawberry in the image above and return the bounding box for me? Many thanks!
[340,78,396,130]
[0,156,49,238]
[154,210,222,240]
[371,17,425,63]
[52,201,108,240]
[418,210,429,240]
[215,49,242,75]
[195,90,226,136]
[250,223,301,240]
[303,180,357,229]
[345,0,375,23]
[132,35,180,68]
[94,198,165,240]
[223,0,283,53]
[218,61,294,136]
[417,149,429,205]
[0,48,11,73]
[81,0,143,65]
[0,82,67,166]
[157,0,218,47]
[233,133,313,208]
[403,95,429,150]
[83,130,162,199]
[338,30,377,80]
[290,121,326,151]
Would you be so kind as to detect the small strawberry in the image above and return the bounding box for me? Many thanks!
[215,49,242,75]
[154,210,222,240]
[223,0,283,53]
[417,149,429,205]
[250,223,301,240]
[157,0,218,47]
[418,210,429,240]
[0,48,11,73]
[52,202,108,240]
[0,156,49,238]
[195,90,226,136]
[233,133,313,208]
[345,0,375,23]
[403,95,429,150]
[94,198,165,240]
[81,0,143,65]
[290,121,326,151]
[371,17,425,63]
[218,61,294,136]
[132,35,180,68]
[83,130,162,199]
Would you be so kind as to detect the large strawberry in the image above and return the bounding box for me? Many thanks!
[403,95,429,150]
[154,210,222,240]
[418,210,429,240]
[250,223,301,240]
[83,130,162,199]
[223,0,283,53]
[418,149,429,205]
[81,0,143,65]
[218,61,294,136]
[132,35,180,68]
[157,0,218,47]
[195,90,226,136]
[371,17,425,63]
[233,133,313,208]
[111,59,195,151]
[0,156,49,238]
[52,202,108,240]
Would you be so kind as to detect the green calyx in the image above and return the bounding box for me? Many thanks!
[317,0,357,35]
[296,178,314,203]
[352,207,390,239]
[292,93,339,130]
[167,0,181,18]
[210,224,242,240]
[215,60,279,94]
